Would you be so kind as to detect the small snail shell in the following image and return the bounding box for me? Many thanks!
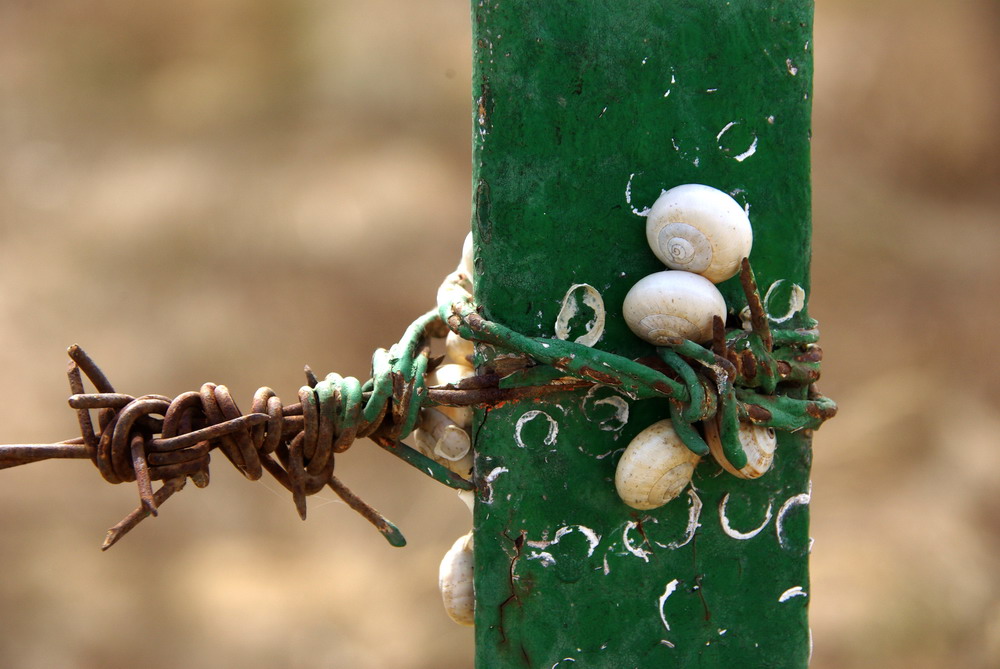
[704,418,776,479]
[437,269,473,314]
[445,331,476,368]
[615,419,701,510]
[646,184,752,283]
[622,270,727,344]
[427,363,476,429]
[413,427,473,478]
[439,531,475,626]
[415,408,471,462]
[459,231,474,281]
[457,489,475,514]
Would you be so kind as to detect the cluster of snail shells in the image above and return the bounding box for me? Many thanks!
[422,233,477,480]
[432,232,477,626]
[616,185,775,510]
[615,417,779,511]
[623,184,752,345]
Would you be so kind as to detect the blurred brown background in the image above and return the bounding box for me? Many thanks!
[0,1,997,667]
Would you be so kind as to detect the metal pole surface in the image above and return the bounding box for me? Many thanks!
[470,1,815,666]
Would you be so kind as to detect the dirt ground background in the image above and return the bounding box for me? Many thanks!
[0,1,997,667]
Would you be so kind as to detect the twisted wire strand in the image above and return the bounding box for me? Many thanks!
[54,309,468,550]
[441,258,837,468]
[0,259,835,550]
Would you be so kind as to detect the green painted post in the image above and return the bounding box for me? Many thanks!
[470,2,815,667]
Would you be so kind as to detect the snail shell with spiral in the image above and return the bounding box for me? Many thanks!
[646,184,753,284]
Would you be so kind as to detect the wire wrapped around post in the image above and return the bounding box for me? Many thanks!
[0,257,834,550]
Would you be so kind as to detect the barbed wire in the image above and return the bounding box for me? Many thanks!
[0,258,835,549]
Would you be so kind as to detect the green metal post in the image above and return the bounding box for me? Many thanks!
[471,1,814,667]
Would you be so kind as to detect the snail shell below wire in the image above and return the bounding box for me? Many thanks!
[622,270,727,344]
[646,184,753,284]
[439,531,475,626]
[704,417,777,479]
[615,419,701,510]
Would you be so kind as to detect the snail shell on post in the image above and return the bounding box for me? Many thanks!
[427,363,476,429]
[459,231,475,281]
[439,531,475,626]
[646,184,753,283]
[704,417,777,479]
[445,331,476,368]
[622,270,727,344]
[615,419,701,510]
[415,407,472,463]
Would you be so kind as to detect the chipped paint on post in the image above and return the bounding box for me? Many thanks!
[471,1,815,667]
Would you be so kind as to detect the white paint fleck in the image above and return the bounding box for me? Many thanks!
[485,467,509,484]
[693,157,700,167]
[582,385,630,435]
[515,410,559,448]
[719,493,774,540]
[555,283,606,347]
[660,640,675,648]
[655,488,703,550]
[717,121,759,162]
[625,173,651,217]
[527,550,556,567]
[551,659,575,668]
[767,115,776,124]
[481,467,510,505]
[641,56,649,65]
[763,280,806,323]
[718,629,728,636]
[733,136,759,162]
[594,396,628,429]
[531,524,602,557]
[623,520,652,562]
[779,586,808,602]
[786,58,799,76]
[658,579,680,631]
[559,524,601,556]
[716,121,736,140]
[776,483,812,550]
[706,88,718,93]
[663,71,676,97]
[603,554,610,575]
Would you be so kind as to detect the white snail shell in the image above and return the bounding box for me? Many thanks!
[415,407,471,460]
[622,270,727,344]
[615,419,701,510]
[413,408,473,478]
[646,184,753,283]
[704,418,777,479]
[459,231,474,281]
[439,531,475,626]
[427,363,476,429]
[445,330,475,367]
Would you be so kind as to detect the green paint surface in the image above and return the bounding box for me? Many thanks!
[470,1,814,667]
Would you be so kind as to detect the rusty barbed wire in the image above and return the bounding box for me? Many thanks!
[0,312,478,549]
[0,259,835,551]
[0,317,597,550]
